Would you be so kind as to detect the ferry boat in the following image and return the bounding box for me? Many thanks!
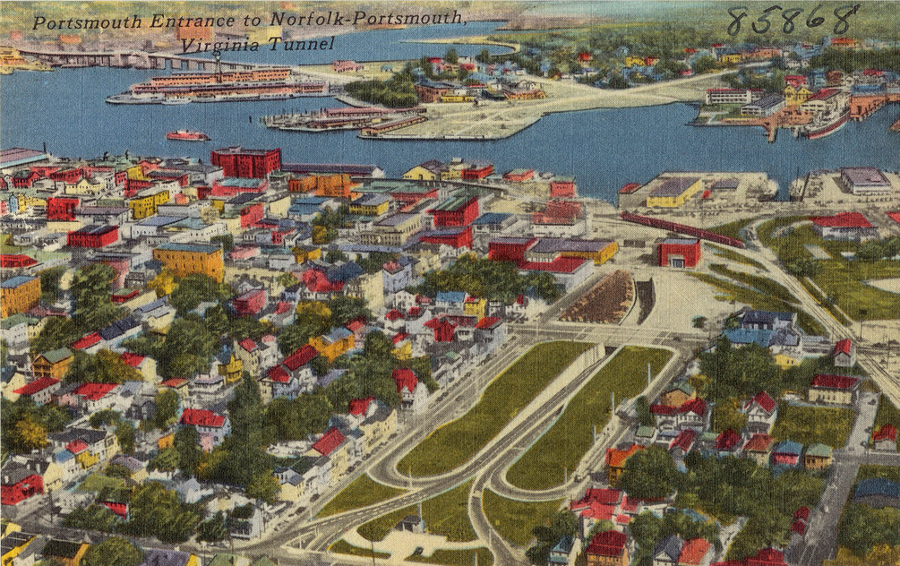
[801,106,850,140]
[106,67,330,104]
[166,130,210,141]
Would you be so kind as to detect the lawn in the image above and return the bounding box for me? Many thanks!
[874,395,900,430]
[330,539,390,559]
[706,243,765,270]
[76,474,126,493]
[757,218,900,321]
[482,489,563,548]
[771,405,856,448]
[358,480,477,542]
[408,548,493,566]
[505,346,672,491]
[708,264,796,304]
[317,474,406,518]
[708,218,755,242]
[688,272,825,335]
[398,342,592,477]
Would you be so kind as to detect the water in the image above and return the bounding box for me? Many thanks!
[2,22,898,204]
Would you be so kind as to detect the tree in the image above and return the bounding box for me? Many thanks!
[197,511,228,542]
[327,295,371,327]
[158,317,218,377]
[211,234,234,253]
[216,377,269,487]
[80,536,143,566]
[693,55,718,74]
[444,48,459,64]
[11,416,48,450]
[635,396,653,426]
[619,446,678,499]
[39,266,66,304]
[169,274,230,315]
[174,425,202,476]
[71,263,122,331]
[30,316,81,354]
[526,511,577,565]
[147,269,176,297]
[476,48,491,63]
[89,409,121,428]
[692,316,707,329]
[104,463,132,479]
[63,503,120,532]
[277,272,298,288]
[68,349,143,384]
[607,72,628,89]
[153,390,180,429]
[246,472,280,504]
[787,257,820,277]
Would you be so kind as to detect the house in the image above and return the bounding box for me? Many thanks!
[742,433,775,467]
[839,167,892,196]
[0,275,40,318]
[651,398,710,433]
[585,531,628,566]
[309,327,354,362]
[803,443,833,470]
[12,377,61,406]
[391,368,429,413]
[831,339,856,367]
[69,382,120,414]
[605,444,643,486]
[232,289,267,317]
[669,429,698,459]
[179,409,230,451]
[771,440,803,468]
[40,540,89,566]
[137,548,200,566]
[810,212,878,242]
[31,348,73,380]
[657,238,701,268]
[742,391,778,435]
[652,534,684,566]
[808,374,860,406]
[714,429,743,456]
[1,531,42,566]
[547,535,579,566]
[660,382,696,407]
[678,538,712,566]
[152,243,224,282]
[853,478,900,508]
[872,424,897,451]
[1,467,43,506]
[311,427,351,479]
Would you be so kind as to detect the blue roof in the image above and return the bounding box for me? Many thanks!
[472,212,511,225]
[742,310,795,325]
[0,275,37,289]
[436,291,467,303]
[774,440,803,455]
[156,242,220,254]
[855,478,900,500]
[723,328,773,347]
[138,215,184,227]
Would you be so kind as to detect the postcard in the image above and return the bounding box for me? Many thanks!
[1,2,899,566]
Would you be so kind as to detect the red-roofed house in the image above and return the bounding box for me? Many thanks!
[873,424,897,451]
[809,374,860,405]
[260,344,318,402]
[232,288,268,317]
[743,433,776,467]
[392,368,428,413]
[652,398,710,433]
[310,426,352,480]
[743,391,778,434]
[70,383,120,413]
[70,332,104,354]
[810,212,877,241]
[424,317,457,342]
[1,470,43,506]
[585,530,628,566]
[13,377,61,406]
[715,429,742,455]
[678,538,711,566]
[745,548,787,566]
[670,429,698,458]
[831,339,856,367]
[179,408,230,450]
[349,396,376,417]
[605,444,643,486]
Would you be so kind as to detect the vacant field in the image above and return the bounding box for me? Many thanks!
[482,490,563,547]
[505,346,671,490]
[398,342,591,477]
[771,405,856,449]
[560,270,634,323]
[706,243,765,270]
[317,474,406,518]
[330,539,391,559]
[408,548,494,566]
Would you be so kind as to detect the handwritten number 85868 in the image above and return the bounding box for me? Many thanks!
[727,4,860,36]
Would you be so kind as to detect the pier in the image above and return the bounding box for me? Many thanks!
[15,47,273,71]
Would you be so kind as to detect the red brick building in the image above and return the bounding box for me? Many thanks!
[47,196,80,221]
[461,162,493,180]
[429,194,480,227]
[488,237,538,263]
[211,146,282,178]
[233,289,268,317]
[657,238,701,268]
[67,225,119,248]
[549,176,577,198]
[420,226,473,249]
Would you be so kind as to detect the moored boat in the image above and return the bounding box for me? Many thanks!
[166,130,210,141]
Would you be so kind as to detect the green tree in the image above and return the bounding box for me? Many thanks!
[210,234,234,253]
[526,511,577,565]
[89,409,121,428]
[39,266,66,304]
[693,55,718,74]
[197,511,228,542]
[170,274,230,315]
[174,425,202,476]
[327,295,372,327]
[476,48,491,63]
[620,445,678,499]
[215,377,270,487]
[635,396,653,426]
[71,263,122,331]
[153,390,180,429]
[10,416,48,451]
[63,503,120,532]
[444,48,459,64]
[68,349,144,384]
[80,536,143,566]
[278,311,330,355]
[246,471,280,504]
[158,316,217,377]
[30,317,81,354]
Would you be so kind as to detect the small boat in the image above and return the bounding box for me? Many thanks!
[166,130,210,141]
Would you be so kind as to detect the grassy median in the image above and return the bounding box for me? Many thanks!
[317,474,406,518]
[398,342,592,477]
[408,548,494,566]
[482,490,563,547]
[358,480,477,542]
[505,346,672,491]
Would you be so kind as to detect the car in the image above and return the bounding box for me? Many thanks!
[413,547,424,556]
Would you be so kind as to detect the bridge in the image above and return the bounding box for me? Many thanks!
[16,48,273,71]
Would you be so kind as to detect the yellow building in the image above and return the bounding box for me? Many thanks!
[402,165,440,181]
[559,241,619,265]
[217,353,243,384]
[1,531,38,566]
[64,177,103,195]
[345,272,384,312]
[774,353,801,369]
[784,85,812,106]
[349,194,391,217]
[440,93,474,103]
[152,243,224,282]
[14,192,46,213]
[463,297,486,320]
[309,328,355,363]
[624,56,646,67]
[0,275,40,318]
[158,431,175,450]
[391,338,412,361]
[292,245,321,264]
[646,176,703,208]
[128,189,171,220]
[360,213,425,246]
[31,348,73,380]
[720,53,742,64]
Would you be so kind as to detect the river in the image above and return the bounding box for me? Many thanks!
[1,21,898,204]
